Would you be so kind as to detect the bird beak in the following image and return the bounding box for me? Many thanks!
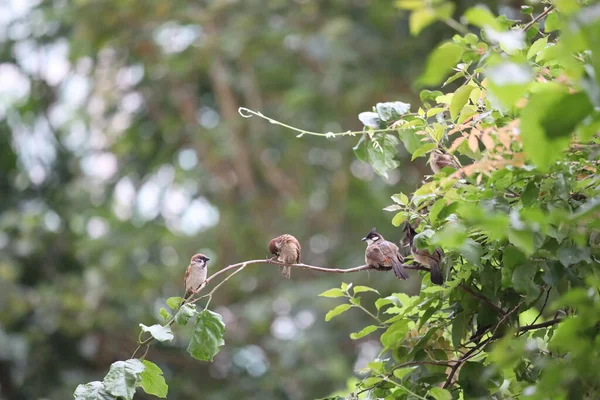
[205,257,210,261]
[361,237,368,241]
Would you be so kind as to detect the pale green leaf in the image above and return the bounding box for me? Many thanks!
[350,325,379,340]
[450,85,475,121]
[140,360,168,399]
[102,359,145,400]
[73,381,115,400]
[166,297,183,310]
[353,285,380,295]
[319,288,346,298]
[325,304,352,321]
[139,324,174,342]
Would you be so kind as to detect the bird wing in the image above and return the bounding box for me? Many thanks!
[365,244,388,267]
[379,241,409,279]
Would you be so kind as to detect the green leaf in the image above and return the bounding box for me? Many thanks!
[187,310,226,361]
[102,359,145,400]
[392,211,409,227]
[175,303,197,326]
[353,285,379,295]
[486,62,532,108]
[392,192,409,205]
[325,304,352,321]
[452,311,467,348]
[398,129,422,154]
[521,88,591,170]
[508,229,534,256]
[319,288,346,298]
[521,181,539,207]
[140,360,168,399]
[464,6,502,30]
[350,325,379,339]
[527,36,548,59]
[410,8,437,36]
[557,242,591,267]
[159,308,172,324]
[450,85,475,121]
[544,11,562,32]
[74,381,115,400]
[375,297,396,311]
[376,101,411,121]
[419,42,464,87]
[428,387,452,400]
[459,239,483,267]
[353,135,368,162]
[139,324,174,342]
[512,264,539,299]
[166,297,183,310]
[381,320,409,348]
[411,143,438,160]
[366,135,400,178]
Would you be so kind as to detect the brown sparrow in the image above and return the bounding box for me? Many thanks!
[404,223,443,285]
[362,228,409,279]
[269,234,301,279]
[428,148,459,174]
[184,254,210,299]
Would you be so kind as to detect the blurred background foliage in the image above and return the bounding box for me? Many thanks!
[0,1,530,399]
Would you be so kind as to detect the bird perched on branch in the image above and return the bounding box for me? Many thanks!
[428,147,459,174]
[184,254,210,300]
[269,234,301,279]
[404,223,444,285]
[362,228,409,280]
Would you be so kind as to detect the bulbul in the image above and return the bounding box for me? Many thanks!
[184,253,210,300]
[362,228,409,280]
[404,223,444,285]
[428,148,459,174]
[269,234,301,279]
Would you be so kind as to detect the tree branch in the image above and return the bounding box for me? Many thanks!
[522,6,555,31]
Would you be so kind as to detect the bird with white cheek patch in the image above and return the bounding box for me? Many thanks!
[362,228,409,280]
[184,253,210,300]
[428,147,459,174]
[269,234,301,279]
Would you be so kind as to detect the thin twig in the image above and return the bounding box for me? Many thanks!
[531,288,551,326]
[522,6,555,31]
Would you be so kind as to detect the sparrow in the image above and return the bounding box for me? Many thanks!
[184,254,210,300]
[362,228,409,280]
[269,234,301,279]
[404,223,444,285]
[428,147,459,174]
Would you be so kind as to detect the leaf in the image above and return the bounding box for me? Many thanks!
[392,192,409,205]
[450,85,475,121]
[376,101,411,121]
[557,243,591,267]
[358,111,380,128]
[411,143,438,160]
[464,6,502,30]
[350,325,379,340]
[512,264,539,299]
[159,308,172,324]
[410,7,437,36]
[187,310,226,361]
[398,129,423,154]
[319,288,346,298]
[140,360,168,399]
[325,304,352,321]
[175,303,197,326]
[521,181,539,207]
[166,297,183,310]
[459,239,483,267]
[486,62,532,108]
[366,135,400,178]
[508,229,534,256]
[139,324,174,342]
[353,135,368,162]
[353,285,379,295]
[392,211,409,227]
[452,311,468,348]
[544,11,562,32]
[102,359,145,400]
[428,387,452,400]
[74,381,115,400]
[380,320,409,348]
[419,42,464,87]
[521,88,589,170]
[383,204,403,212]
[468,133,479,152]
[527,36,548,59]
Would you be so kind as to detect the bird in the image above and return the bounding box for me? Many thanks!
[362,228,409,280]
[404,223,444,285]
[428,147,459,174]
[268,234,301,279]
[184,254,210,300]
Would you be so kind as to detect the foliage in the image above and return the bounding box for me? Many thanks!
[310,1,600,398]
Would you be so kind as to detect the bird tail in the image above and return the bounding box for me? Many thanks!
[429,263,443,285]
[391,259,409,280]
